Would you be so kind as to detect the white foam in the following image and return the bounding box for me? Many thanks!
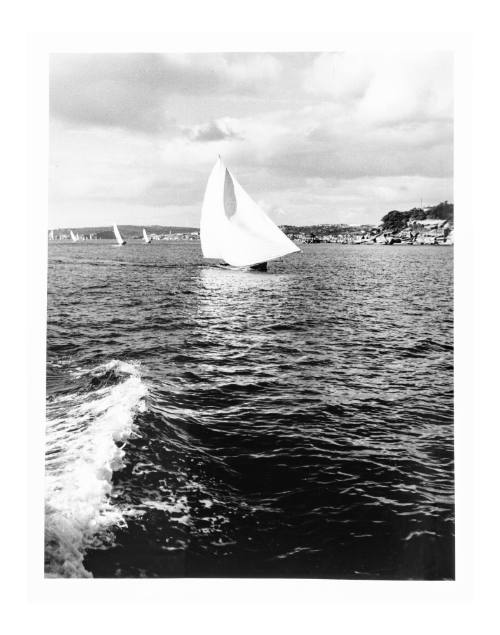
[141,496,191,526]
[45,360,147,578]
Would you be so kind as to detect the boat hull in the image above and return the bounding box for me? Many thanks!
[213,262,268,273]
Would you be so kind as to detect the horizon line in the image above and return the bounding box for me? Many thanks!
[48,221,383,231]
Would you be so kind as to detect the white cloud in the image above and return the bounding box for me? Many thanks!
[305,51,453,124]
[357,52,453,124]
[304,52,373,101]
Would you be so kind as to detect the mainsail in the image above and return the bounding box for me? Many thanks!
[70,230,78,242]
[113,223,125,245]
[200,157,300,267]
[49,230,54,240]
[143,228,150,243]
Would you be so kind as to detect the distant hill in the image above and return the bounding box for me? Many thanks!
[53,225,199,239]
[280,223,375,238]
[52,203,453,240]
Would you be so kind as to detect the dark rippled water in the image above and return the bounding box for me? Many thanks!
[45,241,454,579]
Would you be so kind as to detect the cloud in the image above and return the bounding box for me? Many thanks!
[50,53,283,134]
[50,54,176,134]
[184,118,243,142]
[210,102,452,184]
[304,52,373,101]
[269,120,453,180]
[304,51,453,125]
[221,53,283,86]
[132,179,204,207]
[257,200,287,220]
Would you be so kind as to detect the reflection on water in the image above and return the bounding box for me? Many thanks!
[196,265,293,322]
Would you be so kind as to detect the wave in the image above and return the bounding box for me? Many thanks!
[45,360,147,577]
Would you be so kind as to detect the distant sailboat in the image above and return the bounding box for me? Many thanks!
[49,230,54,241]
[70,230,79,242]
[113,223,126,246]
[142,228,152,244]
[200,157,299,271]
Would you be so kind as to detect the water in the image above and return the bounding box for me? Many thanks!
[46,241,454,579]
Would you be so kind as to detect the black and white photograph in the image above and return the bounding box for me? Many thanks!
[45,51,454,580]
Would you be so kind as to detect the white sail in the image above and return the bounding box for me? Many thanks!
[113,223,124,245]
[49,230,54,240]
[70,230,78,242]
[143,228,150,243]
[200,157,300,267]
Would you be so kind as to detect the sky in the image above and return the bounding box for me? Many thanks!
[49,52,453,228]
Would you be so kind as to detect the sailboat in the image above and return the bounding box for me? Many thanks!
[70,230,79,242]
[200,157,299,271]
[113,223,126,246]
[49,229,54,241]
[142,228,152,244]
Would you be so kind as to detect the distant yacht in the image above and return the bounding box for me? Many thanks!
[142,228,152,244]
[113,223,126,246]
[70,230,79,242]
[49,229,54,241]
[200,156,299,271]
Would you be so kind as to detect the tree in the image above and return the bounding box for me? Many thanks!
[428,201,453,220]
[381,210,408,233]
[408,207,426,221]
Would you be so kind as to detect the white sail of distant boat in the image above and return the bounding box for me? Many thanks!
[70,230,78,242]
[49,229,54,240]
[113,223,126,246]
[143,228,151,243]
[200,157,299,269]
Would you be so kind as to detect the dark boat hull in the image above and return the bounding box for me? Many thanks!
[215,261,268,272]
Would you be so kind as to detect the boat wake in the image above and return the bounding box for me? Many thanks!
[45,360,147,578]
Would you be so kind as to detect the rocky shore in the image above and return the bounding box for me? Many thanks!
[281,201,454,246]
